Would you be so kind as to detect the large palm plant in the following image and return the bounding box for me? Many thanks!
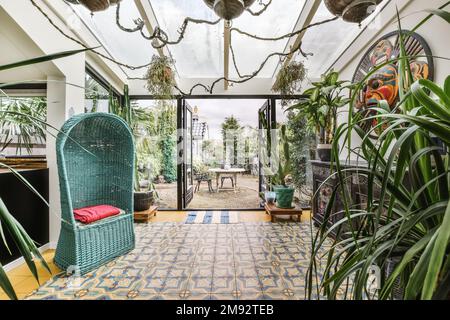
[306,7,450,300]
[0,97,47,155]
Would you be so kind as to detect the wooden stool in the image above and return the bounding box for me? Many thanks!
[264,203,302,222]
[134,205,158,222]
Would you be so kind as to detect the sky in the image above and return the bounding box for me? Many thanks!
[187,99,289,140]
[187,99,263,140]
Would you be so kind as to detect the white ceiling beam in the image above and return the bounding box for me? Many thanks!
[272,0,321,82]
[134,0,179,77]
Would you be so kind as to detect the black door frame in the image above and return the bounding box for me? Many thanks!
[133,95,305,211]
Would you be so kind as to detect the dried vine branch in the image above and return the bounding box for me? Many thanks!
[31,0,339,95]
[115,2,221,49]
[246,0,273,16]
[231,16,339,41]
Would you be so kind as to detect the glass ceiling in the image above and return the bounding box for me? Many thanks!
[68,0,386,83]
[70,0,158,78]
[151,0,305,78]
[150,0,223,78]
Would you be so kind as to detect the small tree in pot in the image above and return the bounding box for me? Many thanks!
[287,70,349,162]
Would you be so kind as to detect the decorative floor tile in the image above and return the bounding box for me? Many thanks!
[259,276,284,291]
[185,277,213,293]
[211,277,235,293]
[235,277,262,292]
[213,264,235,278]
[263,289,305,300]
[26,222,333,300]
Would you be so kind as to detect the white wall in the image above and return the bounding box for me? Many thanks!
[0,0,125,247]
[329,0,450,160]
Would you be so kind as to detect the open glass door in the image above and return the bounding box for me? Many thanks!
[180,100,194,209]
[258,99,276,198]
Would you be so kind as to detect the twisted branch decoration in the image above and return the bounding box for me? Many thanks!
[246,0,273,16]
[30,0,339,95]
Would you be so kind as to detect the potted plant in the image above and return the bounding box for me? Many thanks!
[272,61,307,106]
[271,125,295,209]
[145,55,176,99]
[287,70,349,162]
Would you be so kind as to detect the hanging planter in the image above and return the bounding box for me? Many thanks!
[324,0,382,24]
[145,55,176,99]
[66,0,121,13]
[203,0,257,20]
[272,61,306,105]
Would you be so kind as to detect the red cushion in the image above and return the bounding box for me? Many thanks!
[73,205,121,224]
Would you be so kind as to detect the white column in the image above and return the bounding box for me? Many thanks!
[46,55,85,248]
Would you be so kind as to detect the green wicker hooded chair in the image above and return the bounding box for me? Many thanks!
[54,113,135,275]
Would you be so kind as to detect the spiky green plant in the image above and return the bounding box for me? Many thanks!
[306,6,450,300]
[0,97,46,155]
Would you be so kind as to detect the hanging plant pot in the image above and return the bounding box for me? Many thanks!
[66,0,121,13]
[324,0,382,24]
[203,0,256,20]
[145,55,176,99]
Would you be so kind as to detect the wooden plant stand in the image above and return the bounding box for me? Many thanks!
[134,205,158,222]
[264,203,302,222]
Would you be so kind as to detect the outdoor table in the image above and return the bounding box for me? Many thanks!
[208,168,246,193]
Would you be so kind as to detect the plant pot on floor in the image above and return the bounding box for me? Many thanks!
[134,190,154,212]
[273,186,295,209]
[317,144,332,162]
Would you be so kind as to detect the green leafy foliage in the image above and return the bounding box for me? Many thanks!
[287,70,350,144]
[145,55,176,99]
[0,97,46,154]
[306,9,450,300]
[272,61,307,104]
[286,112,316,193]
[221,116,241,166]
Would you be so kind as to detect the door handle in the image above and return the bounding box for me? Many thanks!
[179,149,184,157]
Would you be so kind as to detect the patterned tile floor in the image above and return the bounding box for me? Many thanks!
[26,222,328,300]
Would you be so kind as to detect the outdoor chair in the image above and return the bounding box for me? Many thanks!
[194,172,214,193]
[54,113,135,275]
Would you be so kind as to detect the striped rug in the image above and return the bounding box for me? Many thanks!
[185,211,239,224]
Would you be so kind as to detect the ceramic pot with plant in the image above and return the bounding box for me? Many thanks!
[286,70,349,162]
[270,125,295,209]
